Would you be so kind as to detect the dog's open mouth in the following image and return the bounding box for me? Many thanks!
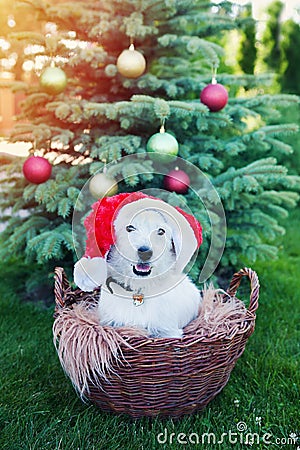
[133,263,152,277]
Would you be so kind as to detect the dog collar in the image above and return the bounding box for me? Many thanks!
[106,277,144,306]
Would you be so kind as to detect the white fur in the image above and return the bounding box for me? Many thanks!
[98,209,201,338]
[100,275,200,338]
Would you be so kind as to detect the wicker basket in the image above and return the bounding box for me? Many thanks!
[53,267,259,419]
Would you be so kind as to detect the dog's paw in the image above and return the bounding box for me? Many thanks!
[74,257,107,292]
[154,328,183,339]
[168,328,183,339]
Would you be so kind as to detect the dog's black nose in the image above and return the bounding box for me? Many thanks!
[138,246,153,262]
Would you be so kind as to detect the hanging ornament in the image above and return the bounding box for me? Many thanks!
[146,125,179,159]
[39,61,67,95]
[117,43,146,79]
[89,172,118,200]
[200,82,228,112]
[23,155,52,184]
[200,65,228,112]
[163,167,190,194]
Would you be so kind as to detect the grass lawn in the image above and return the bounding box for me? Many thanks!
[0,211,299,450]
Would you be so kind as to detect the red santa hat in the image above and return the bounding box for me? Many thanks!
[74,192,202,291]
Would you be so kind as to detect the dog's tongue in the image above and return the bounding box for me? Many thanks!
[135,263,151,272]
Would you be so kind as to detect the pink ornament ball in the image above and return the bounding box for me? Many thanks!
[200,83,228,112]
[23,155,52,184]
[163,169,190,194]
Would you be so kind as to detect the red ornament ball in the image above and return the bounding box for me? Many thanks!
[200,82,228,112]
[23,155,52,184]
[163,168,190,194]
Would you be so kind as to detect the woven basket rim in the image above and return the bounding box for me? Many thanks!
[55,299,255,344]
[54,267,259,343]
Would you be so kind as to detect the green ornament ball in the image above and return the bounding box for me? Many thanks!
[146,132,179,161]
[39,66,67,95]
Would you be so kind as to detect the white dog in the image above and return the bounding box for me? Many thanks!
[74,193,203,338]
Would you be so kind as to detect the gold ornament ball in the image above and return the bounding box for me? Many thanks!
[89,173,118,199]
[39,66,67,95]
[117,47,146,79]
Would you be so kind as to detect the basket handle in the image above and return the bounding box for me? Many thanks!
[227,267,259,315]
[54,266,72,309]
[54,266,99,311]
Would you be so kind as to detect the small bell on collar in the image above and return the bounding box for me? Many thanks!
[133,293,144,307]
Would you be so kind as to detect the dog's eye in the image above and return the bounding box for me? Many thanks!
[157,228,165,236]
[126,225,136,232]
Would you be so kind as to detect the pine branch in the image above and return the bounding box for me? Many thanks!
[107,159,154,187]
[158,34,222,65]
[90,134,143,161]
[259,124,299,137]
[264,138,294,156]
[0,216,50,259]
[8,31,46,45]
[214,158,287,187]
[259,190,299,208]
[26,223,74,264]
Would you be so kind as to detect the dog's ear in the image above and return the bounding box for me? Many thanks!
[171,238,176,255]
[106,246,115,262]
[170,227,181,258]
[168,220,197,273]
[74,257,107,292]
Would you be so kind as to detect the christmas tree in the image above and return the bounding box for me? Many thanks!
[0,0,299,288]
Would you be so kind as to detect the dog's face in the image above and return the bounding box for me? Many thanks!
[107,209,177,283]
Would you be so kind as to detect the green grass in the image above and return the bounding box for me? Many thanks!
[0,212,299,450]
